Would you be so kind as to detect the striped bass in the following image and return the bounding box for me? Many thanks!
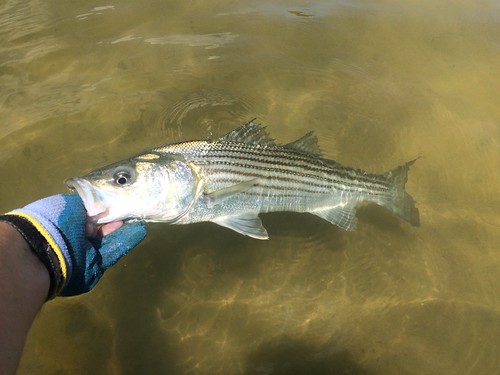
[65,120,419,239]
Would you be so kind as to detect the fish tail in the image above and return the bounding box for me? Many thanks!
[379,159,420,226]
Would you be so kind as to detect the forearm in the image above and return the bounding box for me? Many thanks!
[0,194,146,373]
[0,222,49,375]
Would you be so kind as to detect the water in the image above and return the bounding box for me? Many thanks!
[1,0,499,374]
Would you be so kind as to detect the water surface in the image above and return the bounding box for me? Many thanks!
[1,0,499,374]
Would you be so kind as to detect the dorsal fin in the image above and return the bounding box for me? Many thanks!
[218,119,276,146]
[285,131,322,156]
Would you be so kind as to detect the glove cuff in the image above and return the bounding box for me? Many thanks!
[0,214,66,300]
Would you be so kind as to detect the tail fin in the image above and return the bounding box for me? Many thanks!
[380,159,420,226]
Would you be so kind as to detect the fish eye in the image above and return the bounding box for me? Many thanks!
[113,171,132,186]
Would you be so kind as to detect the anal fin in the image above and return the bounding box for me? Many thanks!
[312,204,358,230]
[212,213,269,240]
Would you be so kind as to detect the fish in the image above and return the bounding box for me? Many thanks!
[65,120,419,239]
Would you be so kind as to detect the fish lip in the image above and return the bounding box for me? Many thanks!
[65,177,109,222]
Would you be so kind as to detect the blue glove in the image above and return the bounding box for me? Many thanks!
[0,194,146,298]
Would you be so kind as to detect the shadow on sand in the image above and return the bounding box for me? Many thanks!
[244,336,374,375]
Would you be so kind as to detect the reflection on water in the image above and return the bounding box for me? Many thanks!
[1,0,499,374]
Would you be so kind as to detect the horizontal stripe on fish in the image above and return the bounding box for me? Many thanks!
[183,144,391,188]
[198,161,391,195]
[204,176,334,195]
[202,168,379,195]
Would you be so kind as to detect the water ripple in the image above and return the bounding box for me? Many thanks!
[159,89,257,140]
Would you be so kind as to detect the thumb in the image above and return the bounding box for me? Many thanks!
[98,221,147,269]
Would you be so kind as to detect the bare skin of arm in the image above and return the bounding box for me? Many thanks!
[0,222,49,375]
[0,220,123,374]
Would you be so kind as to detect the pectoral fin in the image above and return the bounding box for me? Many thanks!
[312,204,358,230]
[212,213,269,240]
[205,178,259,206]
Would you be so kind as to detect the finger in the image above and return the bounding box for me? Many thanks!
[99,221,123,236]
[86,218,124,238]
[86,219,99,238]
[98,222,147,269]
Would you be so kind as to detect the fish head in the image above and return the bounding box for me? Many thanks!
[66,153,199,224]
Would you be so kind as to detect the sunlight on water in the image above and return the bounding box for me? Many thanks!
[1,0,499,374]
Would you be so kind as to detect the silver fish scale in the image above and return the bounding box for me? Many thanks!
[153,139,393,221]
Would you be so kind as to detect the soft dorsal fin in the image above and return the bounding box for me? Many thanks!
[284,131,322,156]
[218,119,276,146]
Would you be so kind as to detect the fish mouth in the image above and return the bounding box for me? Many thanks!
[65,178,109,222]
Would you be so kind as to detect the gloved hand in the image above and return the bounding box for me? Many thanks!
[0,194,146,298]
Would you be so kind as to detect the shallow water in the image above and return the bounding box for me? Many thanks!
[1,0,499,374]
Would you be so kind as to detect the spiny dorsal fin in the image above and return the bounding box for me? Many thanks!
[218,119,276,146]
[284,131,322,156]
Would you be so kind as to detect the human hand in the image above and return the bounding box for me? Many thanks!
[1,194,146,298]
